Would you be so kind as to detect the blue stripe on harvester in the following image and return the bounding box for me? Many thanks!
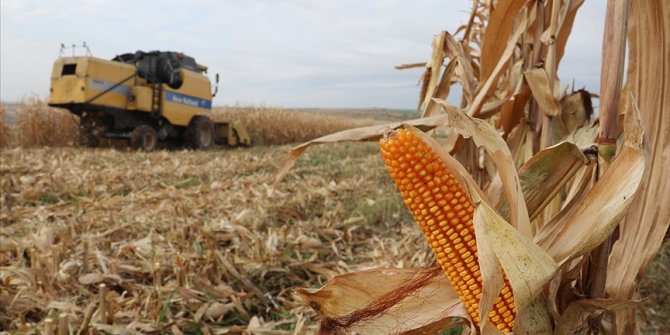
[89,78,130,96]
[165,91,212,110]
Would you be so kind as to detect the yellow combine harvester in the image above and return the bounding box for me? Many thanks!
[48,49,250,151]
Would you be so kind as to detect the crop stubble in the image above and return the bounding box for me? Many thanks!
[0,143,429,332]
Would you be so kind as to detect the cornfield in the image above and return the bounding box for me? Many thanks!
[0,100,374,148]
[0,105,12,147]
[1,0,669,334]
[212,106,375,145]
[1,98,79,148]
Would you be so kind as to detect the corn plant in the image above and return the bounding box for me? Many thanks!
[0,105,12,148]
[14,97,78,148]
[278,0,669,334]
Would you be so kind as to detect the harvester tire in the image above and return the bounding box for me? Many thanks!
[186,116,215,149]
[130,125,158,152]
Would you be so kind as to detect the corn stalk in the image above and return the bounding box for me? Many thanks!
[605,1,670,333]
[584,0,629,332]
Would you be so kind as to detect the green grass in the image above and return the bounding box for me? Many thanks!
[37,192,60,205]
[174,177,204,189]
[386,108,420,119]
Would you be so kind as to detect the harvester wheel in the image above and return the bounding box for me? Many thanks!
[130,125,158,152]
[186,116,215,149]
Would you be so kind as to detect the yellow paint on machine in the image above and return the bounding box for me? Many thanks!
[49,57,136,109]
[48,55,215,127]
[161,70,213,126]
[129,86,153,112]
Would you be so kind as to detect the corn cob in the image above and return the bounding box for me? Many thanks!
[380,128,515,333]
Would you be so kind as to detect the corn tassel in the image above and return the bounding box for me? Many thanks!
[380,128,515,333]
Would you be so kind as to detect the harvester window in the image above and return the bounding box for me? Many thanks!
[62,64,77,75]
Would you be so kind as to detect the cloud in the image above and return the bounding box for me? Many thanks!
[1,0,604,108]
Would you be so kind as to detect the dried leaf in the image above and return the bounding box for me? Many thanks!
[0,237,17,252]
[500,88,530,136]
[554,299,639,335]
[514,296,553,335]
[444,32,477,104]
[423,58,457,117]
[551,0,586,65]
[295,268,468,335]
[77,272,122,285]
[204,302,234,320]
[564,123,598,149]
[490,141,589,225]
[525,68,561,117]
[480,0,528,81]
[536,101,646,265]
[90,323,143,335]
[46,301,83,313]
[433,101,532,238]
[469,11,529,116]
[421,32,447,112]
[395,62,427,70]
[605,2,670,333]
[473,203,557,333]
[504,121,530,169]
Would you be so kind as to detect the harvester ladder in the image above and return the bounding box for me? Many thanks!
[151,84,162,118]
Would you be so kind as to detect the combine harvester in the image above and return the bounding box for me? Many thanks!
[48,44,250,151]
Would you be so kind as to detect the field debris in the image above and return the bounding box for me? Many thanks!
[0,143,429,333]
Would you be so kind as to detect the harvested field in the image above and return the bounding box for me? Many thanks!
[0,143,432,333]
[1,144,668,333]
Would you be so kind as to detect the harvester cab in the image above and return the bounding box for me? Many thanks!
[48,44,250,151]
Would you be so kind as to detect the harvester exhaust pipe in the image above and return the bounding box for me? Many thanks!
[212,73,220,97]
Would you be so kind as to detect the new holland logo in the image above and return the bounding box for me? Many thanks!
[165,91,212,110]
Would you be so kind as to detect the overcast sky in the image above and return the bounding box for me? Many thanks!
[0,0,605,109]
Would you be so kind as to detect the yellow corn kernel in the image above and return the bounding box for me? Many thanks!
[380,128,515,331]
